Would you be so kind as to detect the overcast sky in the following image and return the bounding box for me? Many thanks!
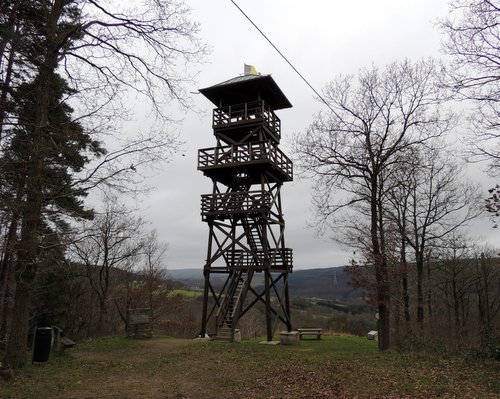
[133,0,500,270]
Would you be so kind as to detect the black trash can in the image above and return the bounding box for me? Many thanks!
[32,327,52,363]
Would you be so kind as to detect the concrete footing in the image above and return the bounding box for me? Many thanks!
[259,340,281,345]
[280,331,300,345]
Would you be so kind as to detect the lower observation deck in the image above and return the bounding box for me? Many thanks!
[207,248,293,273]
[198,140,293,185]
[201,190,271,221]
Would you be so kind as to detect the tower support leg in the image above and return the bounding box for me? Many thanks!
[200,269,210,337]
[284,274,292,331]
[265,270,272,341]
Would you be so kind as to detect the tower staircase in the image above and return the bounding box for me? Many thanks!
[215,270,252,341]
[215,176,262,341]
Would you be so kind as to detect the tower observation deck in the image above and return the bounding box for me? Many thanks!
[198,71,293,342]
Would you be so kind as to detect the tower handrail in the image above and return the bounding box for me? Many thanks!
[198,141,293,181]
[212,100,281,138]
[228,248,293,270]
[201,190,272,217]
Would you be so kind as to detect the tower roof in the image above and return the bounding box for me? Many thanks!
[199,74,292,110]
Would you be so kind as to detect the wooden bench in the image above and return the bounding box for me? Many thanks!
[53,326,76,354]
[297,328,323,340]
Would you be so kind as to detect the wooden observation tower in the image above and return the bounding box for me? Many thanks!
[198,69,294,342]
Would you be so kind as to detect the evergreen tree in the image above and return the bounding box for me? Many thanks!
[0,0,204,367]
[2,71,103,367]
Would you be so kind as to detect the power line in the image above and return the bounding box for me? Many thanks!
[229,0,336,114]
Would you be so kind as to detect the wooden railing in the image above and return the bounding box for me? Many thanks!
[229,248,293,270]
[198,141,293,181]
[213,100,281,138]
[201,190,271,220]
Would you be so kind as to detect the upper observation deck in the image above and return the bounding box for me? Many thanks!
[212,100,281,143]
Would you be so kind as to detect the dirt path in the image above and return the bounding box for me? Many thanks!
[72,338,194,362]
[65,338,210,399]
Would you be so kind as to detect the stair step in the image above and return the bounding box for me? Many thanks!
[215,325,234,342]
[214,336,233,342]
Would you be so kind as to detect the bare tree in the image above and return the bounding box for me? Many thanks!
[386,146,482,331]
[439,1,500,171]
[115,229,169,331]
[70,197,145,336]
[473,250,500,351]
[384,153,415,332]
[294,59,453,350]
[434,234,477,341]
[141,230,168,324]
[421,237,500,349]
[439,4,500,350]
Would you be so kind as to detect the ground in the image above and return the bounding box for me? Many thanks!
[2,335,499,398]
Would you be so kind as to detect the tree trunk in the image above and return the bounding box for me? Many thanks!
[4,138,44,366]
[415,251,424,330]
[377,292,390,350]
[452,272,460,338]
[0,0,22,137]
[4,119,46,366]
[3,2,61,361]
[480,253,491,327]
[0,217,19,347]
[400,236,411,334]
[0,0,22,63]
[0,39,16,139]
[476,253,497,349]
[3,280,31,367]
[372,174,390,350]
[0,175,26,346]
[97,299,108,336]
[426,253,432,322]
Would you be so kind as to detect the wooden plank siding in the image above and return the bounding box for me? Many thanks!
[212,100,281,143]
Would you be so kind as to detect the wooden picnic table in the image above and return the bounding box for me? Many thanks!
[297,328,323,340]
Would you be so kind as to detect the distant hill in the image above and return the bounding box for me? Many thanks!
[288,267,361,302]
[164,266,361,302]
[164,268,203,282]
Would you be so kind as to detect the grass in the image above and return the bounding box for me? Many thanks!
[76,335,144,352]
[168,289,202,298]
[2,335,499,398]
